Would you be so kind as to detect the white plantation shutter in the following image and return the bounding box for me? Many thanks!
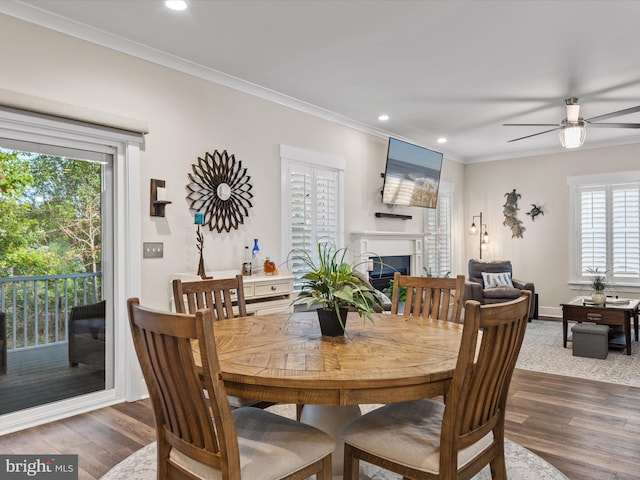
[315,169,339,241]
[579,186,607,274]
[289,164,313,281]
[281,145,344,289]
[425,185,452,277]
[612,185,640,278]
[573,177,640,285]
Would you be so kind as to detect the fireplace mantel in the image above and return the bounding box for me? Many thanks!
[350,231,424,276]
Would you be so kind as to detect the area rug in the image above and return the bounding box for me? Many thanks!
[516,319,639,387]
[101,404,568,480]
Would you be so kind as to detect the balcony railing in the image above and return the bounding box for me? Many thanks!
[0,273,102,352]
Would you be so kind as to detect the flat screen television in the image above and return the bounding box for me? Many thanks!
[381,137,443,208]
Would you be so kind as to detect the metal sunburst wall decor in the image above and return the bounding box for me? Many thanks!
[186,150,254,233]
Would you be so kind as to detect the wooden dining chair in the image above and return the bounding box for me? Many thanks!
[173,275,246,319]
[342,290,531,480]
[173,275,273,409]
[390,272,466,323]
[127,298,333,480]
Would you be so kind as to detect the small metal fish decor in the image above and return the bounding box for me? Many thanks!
[526,204,544,221]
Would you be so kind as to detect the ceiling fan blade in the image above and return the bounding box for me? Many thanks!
[586,122,640,129]
[507,127,560,143]
[503,123,560,127]
[585,106,640,123]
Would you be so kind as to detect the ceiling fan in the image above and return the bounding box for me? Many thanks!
[503,97,640,149]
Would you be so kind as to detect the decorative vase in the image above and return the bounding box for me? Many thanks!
[317,308,348,336]
[591,291,606,305]
[263,257,277,275]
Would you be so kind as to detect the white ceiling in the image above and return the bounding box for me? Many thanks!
[3,0,640,163]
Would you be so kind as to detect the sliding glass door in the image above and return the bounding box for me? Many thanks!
[0,143,113,416]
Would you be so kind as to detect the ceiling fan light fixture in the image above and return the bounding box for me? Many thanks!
[559,121,586,149]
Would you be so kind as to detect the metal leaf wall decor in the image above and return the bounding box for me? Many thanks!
[186,150,254,233]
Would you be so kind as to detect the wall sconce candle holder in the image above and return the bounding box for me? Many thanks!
[150,179,172,217]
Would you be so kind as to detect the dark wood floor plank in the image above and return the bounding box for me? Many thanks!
[0,429,55,455]
[111,398,154,426]
[538,453,616,480]
[506,369,640,480]
[87,407,155,445]
[62,413,146,462]
[569,415,639,441]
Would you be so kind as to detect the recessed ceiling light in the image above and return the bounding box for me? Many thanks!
[377,114,390,122]
[437,137,447,144]
[165,1,187,11]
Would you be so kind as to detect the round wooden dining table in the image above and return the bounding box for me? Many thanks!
[198,310,465,478]
[198,310,464,405]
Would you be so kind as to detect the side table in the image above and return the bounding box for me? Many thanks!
[171,270,294,315]
[561,296,639,355]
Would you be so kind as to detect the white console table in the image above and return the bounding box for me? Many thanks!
[171,270,294,315]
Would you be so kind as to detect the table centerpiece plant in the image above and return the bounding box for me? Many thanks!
[288,242,383,336]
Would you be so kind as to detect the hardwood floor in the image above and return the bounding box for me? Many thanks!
[0,368,639,480]
[505,369,640,480]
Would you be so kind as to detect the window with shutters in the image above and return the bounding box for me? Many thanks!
[569,172,640,287]
[280,145,344,289]
[424,182,453,277]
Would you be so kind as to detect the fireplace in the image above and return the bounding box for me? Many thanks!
[368,255,411,291]
[351,232,424,291]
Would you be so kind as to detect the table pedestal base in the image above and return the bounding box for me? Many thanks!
[300,404,372,479]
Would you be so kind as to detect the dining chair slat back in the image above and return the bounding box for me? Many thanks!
[342,290,531,480]
[390,272,465,323]
[172,275,273,409]
[127,299,231,478]
[446,291,530,456]
[128,298,334,480]
[173,275,246,319]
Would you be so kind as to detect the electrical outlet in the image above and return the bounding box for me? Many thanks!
[143,242,164,258]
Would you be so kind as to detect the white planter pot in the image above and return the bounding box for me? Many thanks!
[591,291,606,305]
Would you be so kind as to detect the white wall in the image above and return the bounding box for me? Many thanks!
[0,14,464,310]
[464,142,640,316]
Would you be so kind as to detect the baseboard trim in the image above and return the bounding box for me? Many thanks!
[538,305,562,319]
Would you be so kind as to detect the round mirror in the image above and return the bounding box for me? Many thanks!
[217,183,232,201]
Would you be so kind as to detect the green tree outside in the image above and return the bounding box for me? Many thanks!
[0,149,101,276]
[0,149,102,347]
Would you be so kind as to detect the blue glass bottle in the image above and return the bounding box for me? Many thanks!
[251,239,263,274]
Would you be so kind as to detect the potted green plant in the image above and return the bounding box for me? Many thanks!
[288,242,382,336]
[586,267,607,305]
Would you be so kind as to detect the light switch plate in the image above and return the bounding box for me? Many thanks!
[143,242,164,258]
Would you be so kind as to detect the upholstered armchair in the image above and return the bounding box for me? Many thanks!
[465,259,536,318]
